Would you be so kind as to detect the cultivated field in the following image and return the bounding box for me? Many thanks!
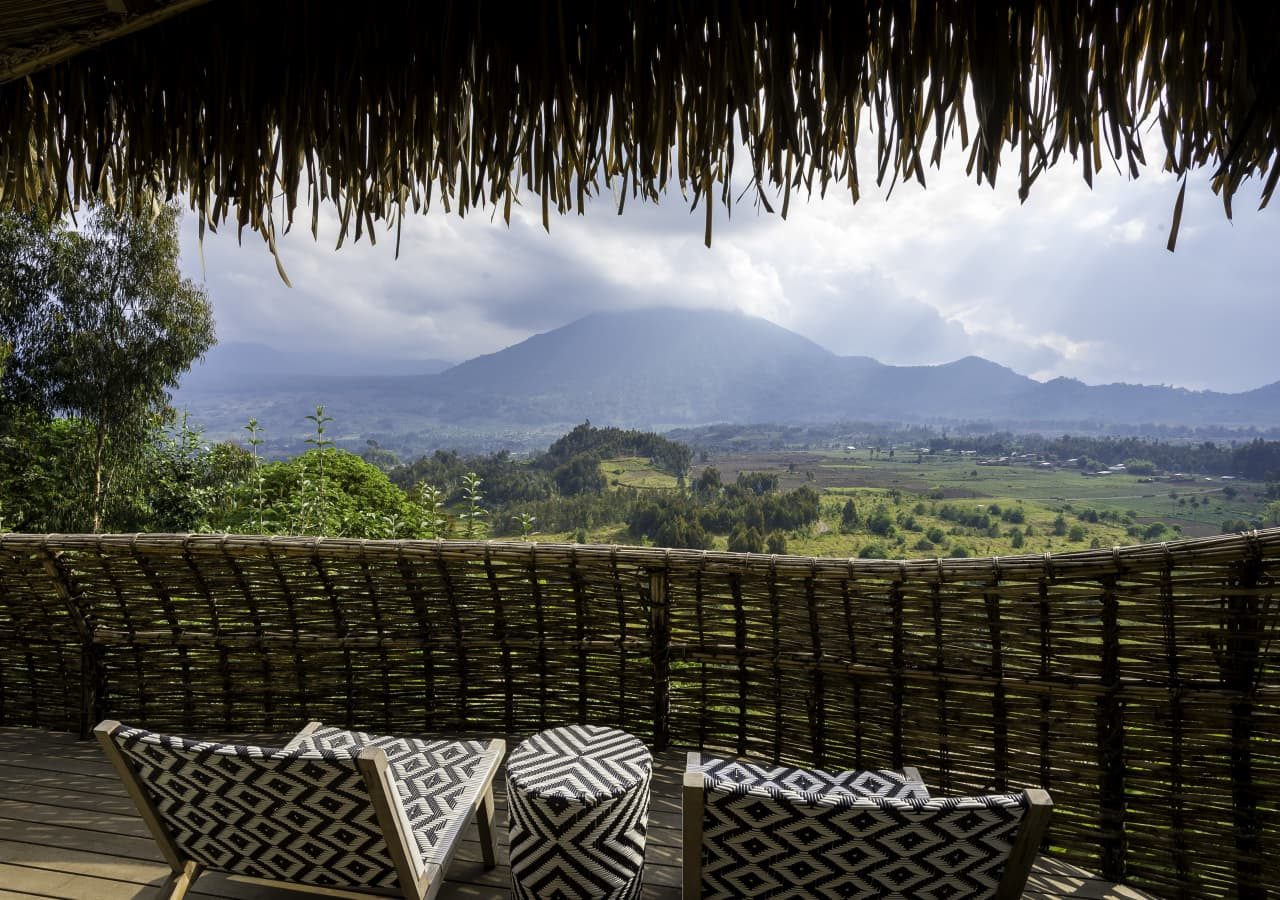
[570,448,1271,559]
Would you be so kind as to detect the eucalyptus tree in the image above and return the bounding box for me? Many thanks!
[0,201,214,531]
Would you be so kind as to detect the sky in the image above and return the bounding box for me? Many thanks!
[178,143,1280,394]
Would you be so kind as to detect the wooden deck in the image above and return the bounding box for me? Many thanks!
[0,727,1154,899]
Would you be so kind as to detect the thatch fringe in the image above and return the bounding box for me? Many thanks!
[0,528,1278,897]
[1,1,1277,258]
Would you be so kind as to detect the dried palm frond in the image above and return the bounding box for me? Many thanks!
[0,1,1276,263]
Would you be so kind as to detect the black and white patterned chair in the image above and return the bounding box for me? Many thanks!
[683,752,1051,900]
[507,724,653,899]
[94,720,504,900]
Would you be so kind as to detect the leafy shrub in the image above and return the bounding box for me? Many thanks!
[867,505,895,536]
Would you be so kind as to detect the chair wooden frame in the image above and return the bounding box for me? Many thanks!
[94,720,502,900]
[682,751,1052,900]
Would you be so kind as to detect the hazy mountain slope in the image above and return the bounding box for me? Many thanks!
[181,341,453,391]
[174,308,1280,440]
[427,307,840,424]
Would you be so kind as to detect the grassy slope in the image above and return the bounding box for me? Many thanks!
[544,450,1270,557]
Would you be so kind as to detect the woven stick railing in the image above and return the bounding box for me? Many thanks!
[1,530,1278,897]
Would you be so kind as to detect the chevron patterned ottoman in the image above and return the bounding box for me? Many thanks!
[507,725,653,899]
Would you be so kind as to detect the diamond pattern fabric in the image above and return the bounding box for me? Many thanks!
[284,725,502,870]
[111,726,400,891]
[693,756,930,801]
[696,762,1029,899]
[507,725,653,899]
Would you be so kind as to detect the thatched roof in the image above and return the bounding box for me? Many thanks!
[1,1,1277,258]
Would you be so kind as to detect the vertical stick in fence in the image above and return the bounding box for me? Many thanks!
[930,575,951,794]
[359,556,392,733]
[132,540,194,731]
[396,552,436,731]
[1097,574,1127,884]
[889,573,905,771]
[609,548,628,729]
[731,572,747,756]
[434,554,468,729]
[483,546,514,735]
[38,546,97,738]
[312,547,354,729]
[530,549,547,731]
[1036,576,1052,812]
[183,542,232,731]
[841,576,864,769]
[1226,555,1264,898]
[223,541,273,731]
[1158,561,1189,884]
[570,549,588,724]
[805,568,826,769]
[769,559,783,762]
[984,575,1008,792]
[269,543,309,724]
[694,567,708,749]
[650,567,670,751]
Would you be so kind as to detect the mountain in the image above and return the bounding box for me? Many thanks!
[429,308,839,424]
[174,308,1280,443]
[181,341,453,391]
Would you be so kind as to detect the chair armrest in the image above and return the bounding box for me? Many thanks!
[281,720,324,751]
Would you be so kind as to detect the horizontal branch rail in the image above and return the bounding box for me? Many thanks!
[0,529,1278,898]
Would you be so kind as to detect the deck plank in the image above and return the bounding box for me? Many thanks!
[0,726,1151,899]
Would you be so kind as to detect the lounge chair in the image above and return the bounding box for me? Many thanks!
[682,752,1051,899]
[94,720,504,900]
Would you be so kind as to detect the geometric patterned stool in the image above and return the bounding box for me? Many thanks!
[508,725,652,899]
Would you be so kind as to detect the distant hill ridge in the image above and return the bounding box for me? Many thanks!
[176,307,1280,438]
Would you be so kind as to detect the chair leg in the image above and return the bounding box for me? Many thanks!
[163,860,203,900]
[476,785,497,870]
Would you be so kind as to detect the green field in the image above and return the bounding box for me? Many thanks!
[602,456,680,489]
[559,448,1272,558]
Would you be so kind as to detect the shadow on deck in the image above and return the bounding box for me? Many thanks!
[0,726,1153,899]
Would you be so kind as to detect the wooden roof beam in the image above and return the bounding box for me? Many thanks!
[0,0,213,85]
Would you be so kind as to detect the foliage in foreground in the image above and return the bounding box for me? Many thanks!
[0,201,214,530]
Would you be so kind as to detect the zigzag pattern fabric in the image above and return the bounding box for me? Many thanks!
[508,725,652,900]
[284,725,501,868]
[699,775,1028,900]
[110,726,400,890]
[694,756,930,801]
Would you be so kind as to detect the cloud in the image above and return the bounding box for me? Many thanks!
[179,140,1280,393]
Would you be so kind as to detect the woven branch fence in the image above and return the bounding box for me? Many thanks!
[1,530,1277,897]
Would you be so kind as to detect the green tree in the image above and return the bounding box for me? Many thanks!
[1265,501,1280,527]
[553,454,607,496]
[229,449,419,537]
[839,498,860,532]
[0,202,214,531]
[693,466,722,499]
[1124,458,1158,476]
[728,524,764,553]
[866,505,895,536]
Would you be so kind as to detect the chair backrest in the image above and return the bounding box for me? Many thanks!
[100,723,403,892]
[689,769,1050,899]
